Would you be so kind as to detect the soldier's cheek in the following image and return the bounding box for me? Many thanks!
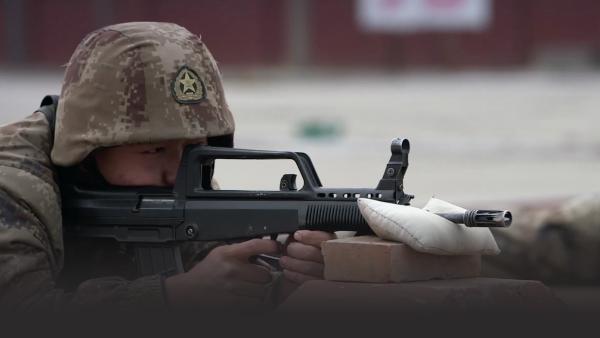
[144,158,175,187]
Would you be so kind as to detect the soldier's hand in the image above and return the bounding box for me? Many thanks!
[164,238,279,309]
[280,230,336,284]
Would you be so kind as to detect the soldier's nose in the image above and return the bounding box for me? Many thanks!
[160,140,188,186]
[163,163,179,186]
[163,148,185,186]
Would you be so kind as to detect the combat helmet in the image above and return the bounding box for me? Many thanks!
[51,22,235,167]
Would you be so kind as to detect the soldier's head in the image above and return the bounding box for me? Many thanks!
[51,22,234,186]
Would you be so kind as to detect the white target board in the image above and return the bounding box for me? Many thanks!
[357,0,492,33]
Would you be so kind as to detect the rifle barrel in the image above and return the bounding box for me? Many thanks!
[435,210,512,227]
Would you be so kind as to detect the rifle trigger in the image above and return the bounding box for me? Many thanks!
[251,254,282,272]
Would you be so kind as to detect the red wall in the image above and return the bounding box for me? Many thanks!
[4,0,600,68]
[18,0,285,67]
[0,7,5,63]
[113,0,286,65]
[310,0,532,68]
[25,0,98,65]
[530,0,600,48]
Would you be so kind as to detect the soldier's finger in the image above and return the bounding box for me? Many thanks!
[224,238,279,260]
[285,242,324,263]
[293,230,336,248]
[280,255,324,278]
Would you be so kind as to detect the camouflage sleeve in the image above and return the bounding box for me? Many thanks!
[0,188,167,310]
[482,194,600,284]
[0,112,167,310]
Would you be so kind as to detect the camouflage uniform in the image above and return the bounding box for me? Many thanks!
[0,22,235,310]
[482,194,600,284]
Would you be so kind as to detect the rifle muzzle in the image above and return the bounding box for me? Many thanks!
[435,210,512,227]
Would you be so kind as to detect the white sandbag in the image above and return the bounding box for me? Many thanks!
[357,197,500,255]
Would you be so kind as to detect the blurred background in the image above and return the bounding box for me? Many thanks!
[1,0,600,307]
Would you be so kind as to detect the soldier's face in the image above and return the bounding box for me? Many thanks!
[94,138,207,187]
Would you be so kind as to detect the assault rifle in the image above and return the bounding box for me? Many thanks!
[61,138,510,276]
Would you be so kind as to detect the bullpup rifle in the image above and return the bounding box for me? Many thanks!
[61,138,510,276]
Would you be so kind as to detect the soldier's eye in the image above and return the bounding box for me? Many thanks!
[141,147,166,154]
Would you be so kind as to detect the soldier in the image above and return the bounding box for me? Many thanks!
[483,193,600,284]
[0,22,333,310]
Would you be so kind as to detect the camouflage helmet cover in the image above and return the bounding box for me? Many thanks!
[51,22,235,166]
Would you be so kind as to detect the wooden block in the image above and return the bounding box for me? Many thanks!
[322,235,481,283]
